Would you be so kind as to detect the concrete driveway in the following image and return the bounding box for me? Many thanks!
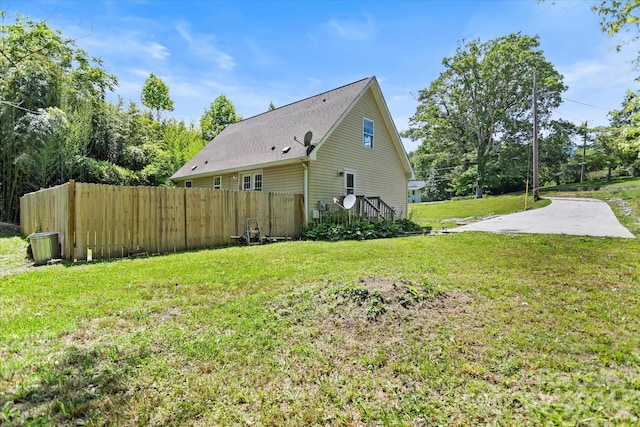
[451,197,635,239]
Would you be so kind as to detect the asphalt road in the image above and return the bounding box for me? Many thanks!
[451,197,636,239]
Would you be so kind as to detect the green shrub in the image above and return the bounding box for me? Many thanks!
[301,219,429,241]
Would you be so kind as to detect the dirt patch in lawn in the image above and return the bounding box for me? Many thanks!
[274,276,472,328]
[267,277,483,422]
[271,276,476,370]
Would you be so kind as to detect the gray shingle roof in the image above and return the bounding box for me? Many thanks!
[171,77,374,180]
[408,180,427,190]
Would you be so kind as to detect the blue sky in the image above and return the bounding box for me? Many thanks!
[2,0,638,152]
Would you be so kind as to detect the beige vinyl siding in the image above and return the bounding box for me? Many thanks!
[262,163,304,194]
[309,87,409,216]
[175,163,304,194]
[190,176,218,188]
[179,174,240,191]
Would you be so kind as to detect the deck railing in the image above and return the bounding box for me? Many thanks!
[316,195,395,224]
[356,196,395,222]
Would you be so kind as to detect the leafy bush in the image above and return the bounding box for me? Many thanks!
[394,218,423,233]
[301,219,429,241]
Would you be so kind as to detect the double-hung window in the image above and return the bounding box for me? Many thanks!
[254,174,263,191]
[213,176,222,190]
[345,171,355,195]
[363,118,374,149]
[239,170,263,191]
[242,175,252,191]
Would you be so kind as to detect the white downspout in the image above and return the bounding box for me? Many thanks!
[302,162,309,224]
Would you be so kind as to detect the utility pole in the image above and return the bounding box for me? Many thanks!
[532,70,539,201]
[580,122,588,183]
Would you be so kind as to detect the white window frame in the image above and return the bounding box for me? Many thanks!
[344,170,356,195]
[239,170,263,191]
[242,175,252,191]
[213,176,222,190]
[363,117,374,149]
[185,180,192,188]
[254,173,263,192]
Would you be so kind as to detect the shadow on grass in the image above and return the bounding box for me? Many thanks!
[57,245,232,269]
[0,231,21,239]
[1,345,133,425]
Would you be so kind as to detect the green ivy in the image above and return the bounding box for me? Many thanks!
[301,219,430,241]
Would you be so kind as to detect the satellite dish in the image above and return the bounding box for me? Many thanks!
[343,194,356,210]
[303,131,313,146]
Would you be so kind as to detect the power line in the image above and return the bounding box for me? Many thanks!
[562,98,608,110]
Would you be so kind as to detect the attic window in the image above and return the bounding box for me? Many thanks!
[282,146,291,154]
[363,118,374,149]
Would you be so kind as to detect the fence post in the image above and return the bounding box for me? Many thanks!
[184,187,188,251]
[67,180,76,261]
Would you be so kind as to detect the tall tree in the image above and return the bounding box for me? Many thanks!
[592,126,627,181]
[603,92,640,176]
[539,120,578,185]
[593,0,640,55]
[141,73,174,121]
[610,91,640,156]
[589,2,640,175]
[0,13,116,222]
[406,33,566,198]
[200,94,241,141]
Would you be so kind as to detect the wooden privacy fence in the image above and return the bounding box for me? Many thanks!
[20,181,303,261]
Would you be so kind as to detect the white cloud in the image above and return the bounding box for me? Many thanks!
[550,38,640,126]
[561,61,607,85]
[146,42,170,60]
[175,23,236,71]
[78,29,170,63]
[128,68,152,78]
[206,78,243,91]
[245,39,274,67]
[307,77,321,86]
[176,25,193,44]
[215,52,237,71]
[324,16,374,41]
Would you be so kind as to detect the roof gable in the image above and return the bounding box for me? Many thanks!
[310,78,413,177]
[171,76,413,180]
[172,77,373,179]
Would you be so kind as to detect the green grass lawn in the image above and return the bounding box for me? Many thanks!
[1,185,638,425]
[0,231,29,277]
[409,194,550,230]
[542,175,640,191]
[1,231,638,425]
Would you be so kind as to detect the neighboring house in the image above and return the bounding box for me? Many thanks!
[408,180,426,203]
[171,77,414,222]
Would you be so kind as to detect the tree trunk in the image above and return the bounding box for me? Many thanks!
[476,178,484,198]
[607,166,612,183]
[476,145,485,198]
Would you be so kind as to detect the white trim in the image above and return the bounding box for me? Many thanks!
[363,117,374,149]
[239,169,264,191]
[344,169,356,195]
[302,162,309,224]
[172,157,305,182]
[213,176,222,189]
